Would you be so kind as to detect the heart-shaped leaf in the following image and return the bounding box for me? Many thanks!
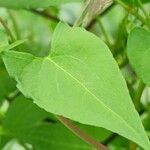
[2,23,150,149]
[127,27,150,86]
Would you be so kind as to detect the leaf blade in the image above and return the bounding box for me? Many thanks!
[2,23,150,149]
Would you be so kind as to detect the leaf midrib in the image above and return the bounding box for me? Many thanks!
[45,57,139,138]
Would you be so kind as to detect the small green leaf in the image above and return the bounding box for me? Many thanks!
[127,27,150,86]
[2,23,150,149]
[0,0,82,9]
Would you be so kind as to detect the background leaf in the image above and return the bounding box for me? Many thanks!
[127,27,150,86]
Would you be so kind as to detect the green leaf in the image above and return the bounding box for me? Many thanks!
[3,96,92,150]
[3,95,50,130]
[0,62,16,102]
[127,27,150,86]
[2,23,150,149]
[0,0,82,9]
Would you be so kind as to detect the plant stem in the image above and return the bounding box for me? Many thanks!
[7,10,21,40]
[56,115,109,150]
[74,0,91,27]
[115,0,150,28]
[137,0,149,19]
[129,141,137,150]
[97,18,111,46]
[102,133,118,145]
[30,0,114,30]
[86,3,115,30]
[0,17,15,42]
[75,0,113,27]
[133,80,145,111]
[31,9,59,23]
[6,89,20,102]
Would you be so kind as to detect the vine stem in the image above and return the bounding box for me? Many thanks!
[86,3,114,30]
[74,0,113,27]
[56,115,109,150]
[7,10,21,40]
[102,133,118,145]
[74,0,91,27]
[129,142,137,150]
[137,0,149,19]
[133,80,145,112]
[0,17,15,42]
[115,0,150,28]
[97,18,111,47]
[31,9,59,23]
